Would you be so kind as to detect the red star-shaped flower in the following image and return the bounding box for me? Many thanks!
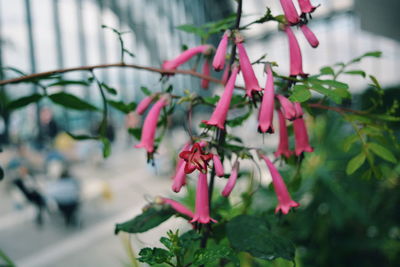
[179,143,213,174]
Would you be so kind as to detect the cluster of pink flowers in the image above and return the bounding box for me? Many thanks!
[132,2,321,224]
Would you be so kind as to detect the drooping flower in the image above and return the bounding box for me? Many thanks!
[300,24,319,48]
[235,37,262,97]
[136,96,154,115]
[212,30,230,71]
[279,0,300,25]
[201,59,211,89]
[222,161,240,197]
[221,66,230,85]
[179,143,213,174]
[162,45,212,71]
[284,26,307,77]
[275,110,294,158]
[212,154,224,177]
[293,117,314,155]
[158,197,194,219]
[172,162,187,193]
[261,155,300,214]
[276,95,297,121]
[297,0,317,14]
[135,97,168,153]
[293,102,304,118]
[191,172,217,224]
[202,65,239,129]
[258,64,275,133]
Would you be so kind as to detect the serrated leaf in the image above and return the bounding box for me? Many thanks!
[49,92,98,111]
[140,86,152,96]
[344,70,366,78]
[7,93,42,111]
[107,100,136,114]
[320,66,335,76]
[289,85,311,102]
[368,143,396,163]
[346,153,366,175]
[226,215,295,261]
[193,245,239,266]
[137,247,173,265]
[115,206,175,234]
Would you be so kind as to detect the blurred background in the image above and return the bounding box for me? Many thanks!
[0,0,399,266]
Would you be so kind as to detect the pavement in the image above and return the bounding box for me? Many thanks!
[0,141,189,267]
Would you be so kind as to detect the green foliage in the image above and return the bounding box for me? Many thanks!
[140,86,152,96]
[115,205,175,234]
[6,93,42,111]
[289,85,311,102]
[0,249,15,267]
[346,152,366,175]
[192,245,239,266]
[49,92,98,111]
[367,143,396,163]
[128,128,141,140]
[107,100,137,114]
[137,248,173,265]
[226,215,295,262]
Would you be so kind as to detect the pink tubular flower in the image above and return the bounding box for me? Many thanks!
[258,64,275,133]
[279,0,300,25]
[213,154,224,177]
[162,45,211,71]
[294,102,304,118]
[202,65,239,129]
[261,155,300,214]
[160,197,194,219]
[293,117,314,155]
[135,98,167,153]
[284,26,307,77]
[275,110,294,158]
[298,0,317,14]
[276,95,297,121]
[221,67,230,85]
[201,59,211,89]
[300,24,319,48]
[172,162,187,193]
[222,161,240,197]
[212,31,229,71]
[191,172,217,224]
[235,38,262,97]
[136,96,153,115]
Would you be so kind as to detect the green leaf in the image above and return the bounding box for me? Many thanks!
[0,249,15,267]
[115,206,175,234]
[320,66,335,76]
[289,85,311,102]
[140,86,152,96]
[226,108,252,127]
[346,153,366,175]
[350,51,382,63]
[6,93,42,111]
[203,95,220,105]
[128,128,141,140]
[226,215,295,261]
[47,80,90,87]
[333,87,351,99]
[344,70,366,78]
[316,79,349,89]
[370,114,400,122]
[137,247,173,265]
[176,24,207,37]
[193,245,239,266]
[101,82,118,95]
[107,100,136,114]
[368,143,396,163]
[101,138,111,158]
[343,135,359,152]
[309,83,342,104]
[369,75,381,89]
[49,92,98,111]
[66,132,97,140]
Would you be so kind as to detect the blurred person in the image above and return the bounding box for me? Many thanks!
[46,167,80,227]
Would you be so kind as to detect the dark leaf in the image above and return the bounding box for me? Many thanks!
[115,206,175,234]
[176,24,207,38]
[226,108,252,127]
[0,166,4,181]
[344,70,366,78]
[49,92,98,111]
[47,80,90,87]
[140,86,152,96]
[193,245,239,266]
[66,132,97,140]
[369,75,381,89]
[128,128,141,140]
[137,247,173,265]
[101,83,118,95]
[7,94,42,111]
[107,100,136,114]
[203,95,220,105]
[226,215,295,261]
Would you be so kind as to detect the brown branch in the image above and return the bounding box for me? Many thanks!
[308,103,367,115]
[0,62,245,90]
